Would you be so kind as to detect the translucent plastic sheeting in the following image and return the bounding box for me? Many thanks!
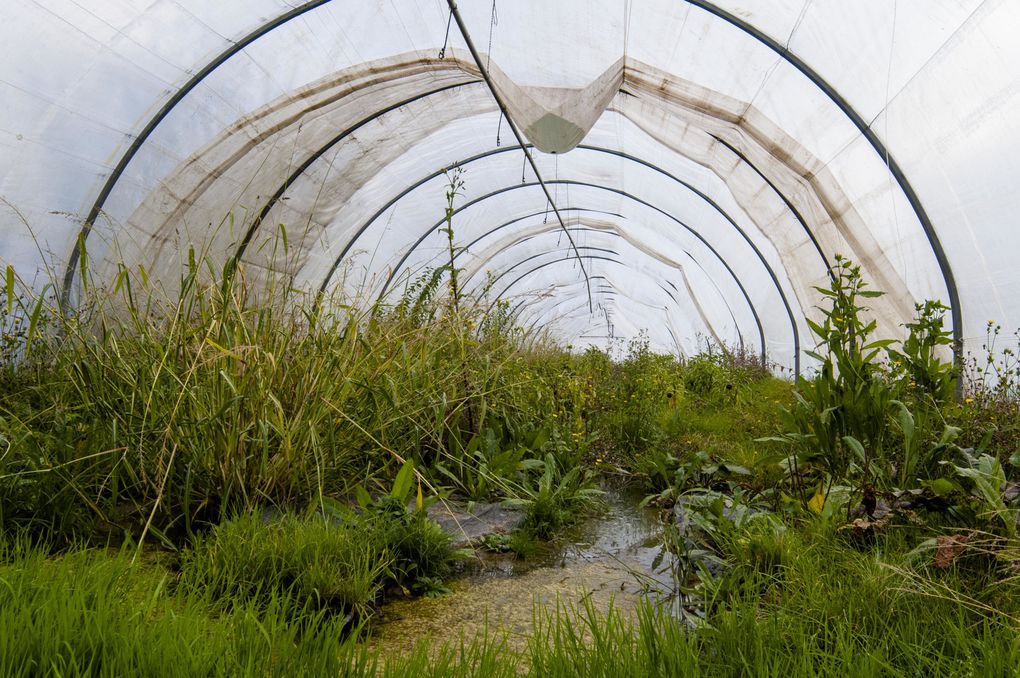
[2,0,1020,373]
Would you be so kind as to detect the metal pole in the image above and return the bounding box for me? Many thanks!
[445,0,593,313]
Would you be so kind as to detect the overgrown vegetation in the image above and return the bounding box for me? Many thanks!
[3,237,1020,675]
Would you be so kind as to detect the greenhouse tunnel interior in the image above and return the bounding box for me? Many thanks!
[3,0,1020,375]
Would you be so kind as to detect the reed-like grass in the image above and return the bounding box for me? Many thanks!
[3,527,1018,677]
[0,254,582,543]
[4,246,1020,676]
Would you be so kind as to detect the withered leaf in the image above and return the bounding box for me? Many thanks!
[934,534,969,570]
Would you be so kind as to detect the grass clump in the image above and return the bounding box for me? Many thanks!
[182,493,462,620]
[181,513,388,620]
[505,452,603,539]
[0,535,374,677]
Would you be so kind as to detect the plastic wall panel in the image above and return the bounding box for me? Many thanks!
[628,6,782,106]
[875,0,1020,346]
[707,0,807,46]
[787,0,982,124]
[2,0,1019,367]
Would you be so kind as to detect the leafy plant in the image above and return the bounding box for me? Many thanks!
[504,453,602,539]
[889,300,957,404]
[946,450,1017,538]
[435,425,556,501]
[773,257,964,510]
[353,459,463,595]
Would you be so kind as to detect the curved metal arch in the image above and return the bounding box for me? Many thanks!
[442,144,803,364]
[491,255,619,311]
[318,138,816,310]
[575,144,829,272]
[54,0,961,364]
[472,232,609,279]
[512,273,663,329]
[382,142,805,363]
[709,134,832,273]
[520,295,613,351]
[453,207,623,264]
[496,256,696,350]
[324,141,800,370]
[383,207,621,299]
[499,248,745,358]
[485,246,620,299]
[519,292,616,344]
[319,145,523,293]
[508,276,615,326]
[61,0,338,307]
[232,79,483,263]
[687,0,963,358]
[360,179,776,373]
[466,214,748,349]
[475,221,748,352]
[458,219,748,352]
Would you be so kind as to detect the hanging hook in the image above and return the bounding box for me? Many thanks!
[438,10,454,59]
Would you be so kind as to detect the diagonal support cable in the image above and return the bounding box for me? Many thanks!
[445,0,593,313]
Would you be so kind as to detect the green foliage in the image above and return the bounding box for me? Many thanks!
[640,450,753,507]
[441,167,466,316]
[580,332,785,482]
[183,491,461,618]
[434,425,553,502]
[0,247,592,543]
[505,453,602,539]
[0,537,376,677]
[6,189,1020,677]
[787,256,899,490]
[181,513,387,620]
[889,299,957,403]
[945,450,1018,538]
[778,256,961,502]
[4,517,1020,678]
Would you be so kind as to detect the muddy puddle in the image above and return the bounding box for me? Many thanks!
[368,488,680,654]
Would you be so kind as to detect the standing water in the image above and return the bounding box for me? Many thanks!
[370,488,678,654]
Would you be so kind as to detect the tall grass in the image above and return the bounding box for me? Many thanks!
[0,250,584,542]
[3,529,1018,677]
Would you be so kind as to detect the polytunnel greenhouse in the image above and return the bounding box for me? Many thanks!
[2,2,1020,676]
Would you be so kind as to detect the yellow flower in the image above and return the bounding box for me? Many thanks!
[965,397,974,404]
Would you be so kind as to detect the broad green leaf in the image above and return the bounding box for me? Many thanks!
[355,484,373,509]
[391,459,415,502]
[929,478,957,497]
[890,400,914,442]
[530,427,550,451]
[719,462,751,476]
[843,436,867,463]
